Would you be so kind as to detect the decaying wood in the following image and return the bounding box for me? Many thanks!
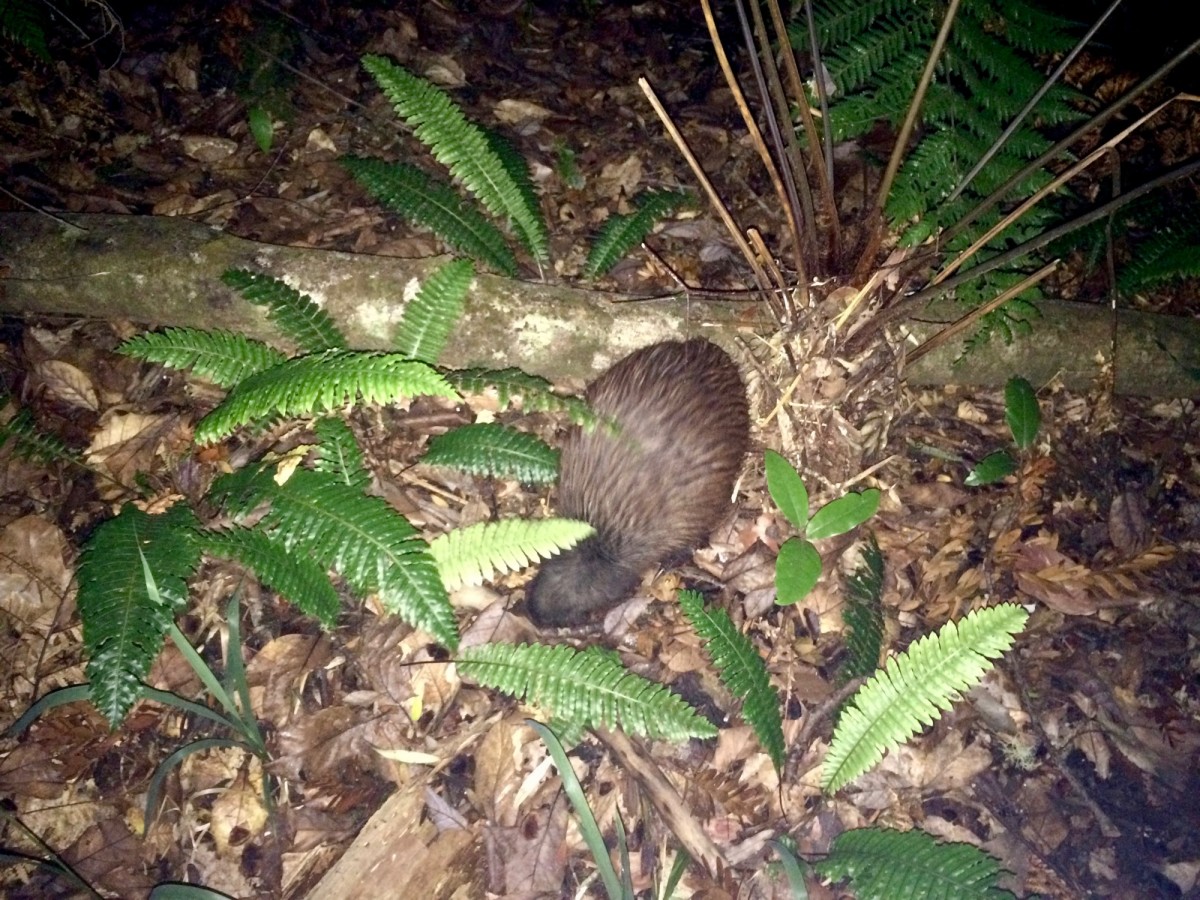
[2,212,1197,397]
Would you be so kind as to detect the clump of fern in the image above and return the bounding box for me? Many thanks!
[345,56,688,279]
[64,263,601,728]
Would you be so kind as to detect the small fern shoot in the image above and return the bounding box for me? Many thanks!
[200,526,340,627]
[429,518,593,591]
[78,503,202,726]
[342,157,518,276]
[421,422,559,484]
[193,350,459,445]
[444,368,595,425]
[362,55,550,267]
[1,0,51,62]
[119,327,288,389]
[584,188,692,278]
[310,416,370,489]
[822,603,1028,792]
[678,590,785,775]
[458,643,718,741]
[814,826,1016,900]
[221,269,346,353]
[0,402,81,466]
[209,463,457,649]
[391,258,474,363]
[841,536,885,681]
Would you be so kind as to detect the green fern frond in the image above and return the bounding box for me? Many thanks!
[209,464,456,648]
[341,157,518,276]
[1,0,50,61]
[311,417,369,489]
[119,327,288,389]
[584,189,693,278]
[78,503,202,726]
[807,0,919,48]
[815,827,1016,900]
[1119,219,1200,292]
[842,536,885,680]
[200,525,340,627]
[221,269,346,353]
[430,518,593,591]
[444,368,595,425]
[810,0,1085,266]
[421,422,559,483]
[824,9,932,94]
[0,403,80,466]
[392,258,474,363]
[458,642,718,741]
[678,590,785,774]
[822,604,1028,792]
[483,129,548,261]
[362,55,550,266]
[194,349,459,445]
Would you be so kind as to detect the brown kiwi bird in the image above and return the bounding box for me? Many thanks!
[526,338,750,627]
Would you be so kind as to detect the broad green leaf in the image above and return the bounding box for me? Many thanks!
[765,449,808,530]
[247,106,274,152]
[807,489,880,540]
[1004,377,1040,450]
[775,537,821,605]
[965,450,1016,486]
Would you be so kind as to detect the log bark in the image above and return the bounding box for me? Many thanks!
[2,212,1196,397]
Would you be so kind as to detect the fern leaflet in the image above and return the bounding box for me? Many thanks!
[311,417,370,489]
[200,526,340,627]
[822,604,1028,792]
[78,503,202,726]
[421,422,559,483]
[0,402,81,466]
[392,258,474,363]
[362,55,549,266]
[194,350,459,445]
[444,368,595,424]
[430,518,593,591]
[210,464,457,649]
[341,157,518,275]
[678,590,785,774]
[815,826,1016,899]
[221,269,347,353]
[584,189,693,278]
[119,327,288,389]
[458,642,717,741]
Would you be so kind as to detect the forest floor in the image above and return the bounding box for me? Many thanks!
[1,2,1198,898]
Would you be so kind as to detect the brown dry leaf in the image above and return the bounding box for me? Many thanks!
[868,730,992,797]
[210,761,269,857]
[180,744,251,797]
[0,515,73,634]
[472,718,544,827]
[899,482,971,510]
[65,815,158,897]
[1073,727,1112,779]
[36,359,99,412]
[1108,491,1150,555]
[1013,774,1073,852]
[493,795,572,894]
[493,98,555,124]
[86,410,182,490]
[597,154,644,202]
[244,633,333,726]
[357,617,462,724]
[1012,534,1100,615]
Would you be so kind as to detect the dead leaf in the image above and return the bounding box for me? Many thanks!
[37,359,99,411]
[0,515,73,633]
[210,762,269,857]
